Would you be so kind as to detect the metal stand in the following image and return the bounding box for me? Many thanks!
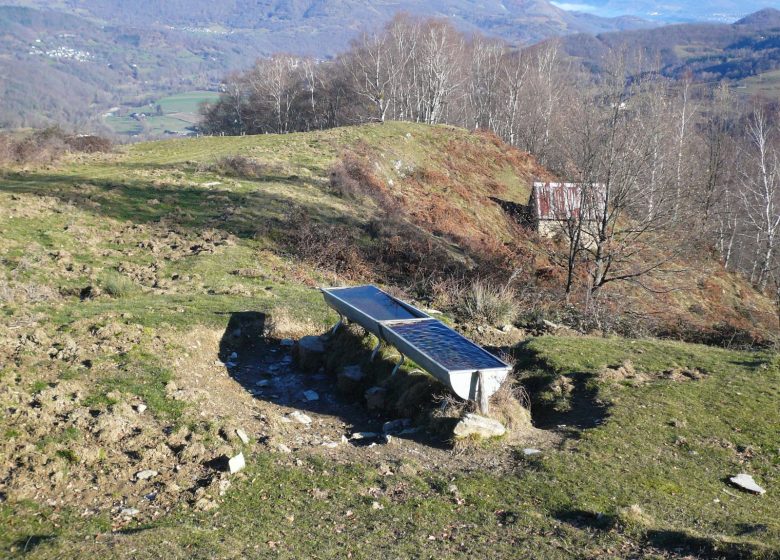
[329,313,344,335]
[391,354,405,376]
[370,339,382,362]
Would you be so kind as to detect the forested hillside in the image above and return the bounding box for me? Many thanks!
[0,1,651,130]
[559,8,780,84]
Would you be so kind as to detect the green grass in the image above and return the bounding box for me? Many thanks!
[0,123,777,558]
[104,90,220,137]
[738,69,780,101]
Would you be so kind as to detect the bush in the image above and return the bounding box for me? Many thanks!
[285,208,367,277]
[455,280,518,326]
[206,155,269,178]
[100,271,136,298]
[328,152,391,206]
[65,135,113,153]
[0,128,112,166]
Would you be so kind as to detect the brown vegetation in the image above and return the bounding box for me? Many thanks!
[0,127,112,166]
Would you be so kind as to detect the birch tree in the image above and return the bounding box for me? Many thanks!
[740,107,780,289]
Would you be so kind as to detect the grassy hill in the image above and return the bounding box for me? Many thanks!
[0,123,778,558]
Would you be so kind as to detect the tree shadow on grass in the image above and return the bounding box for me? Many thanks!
[11,534,55,554]
[553,507,763,559]
[217,311,456,451]
[512,340,610,437]
[0,170,361,242]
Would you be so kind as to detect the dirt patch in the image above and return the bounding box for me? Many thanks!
[599,361,707,385]
[0,312,556,528]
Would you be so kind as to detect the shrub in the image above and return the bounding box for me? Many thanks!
[0,128,112,166]
[328,152,391,206]
[207,155,269,178]
[64,135,113,153]
[285,208,367,277]
[455,280,518,326]
[100,271,136,298]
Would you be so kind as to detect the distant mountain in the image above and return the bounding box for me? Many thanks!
[551,1,780,23]
[559,8,780,96]
[0,0,657,130]
[4,0,654,50]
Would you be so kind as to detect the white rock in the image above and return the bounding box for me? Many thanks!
[453,414,506,439]
[121,507,140,517]
[228,452,245,474]
[219,479,232,496]
[135,470,158,481]
[289,411,313,425]
[729,473,766,495]
[277,443,292,453]
[135,403,147,414]
[236,428,250,445]
[303,390,319,402]
[523,448,542,456]
[350,432,379,440]
[322,441,339,449]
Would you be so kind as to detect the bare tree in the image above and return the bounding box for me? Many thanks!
[466,35,504,131]
[739,106,780,290]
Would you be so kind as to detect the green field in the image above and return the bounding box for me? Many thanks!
[104,91,220,137]
[738,70,780,101]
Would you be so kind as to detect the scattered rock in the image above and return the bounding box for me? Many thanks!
[289,411,313,425]
[228,452,245,474]
[382,419,411,434]
[219,479,232,496]
[135,403,147,414]
[364,386,387,410]
[302,390,319,402]
[295,336,326,373]
[236,429,250,445]
[120,507,140,517]
[523,448,542,456]
[136,469,158,481]
[729,473,766,495]
[453,414,506,439]
[195,497,218,511]
[337,365,365,394]
[277,443,292,454]
[350,432,379,441]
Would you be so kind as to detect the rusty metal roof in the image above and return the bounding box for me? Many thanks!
[532,182,604,221]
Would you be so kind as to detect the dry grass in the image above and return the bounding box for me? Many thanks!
[454,280,519,326]
[265,308,324,340]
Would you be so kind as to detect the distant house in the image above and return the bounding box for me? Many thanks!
[530,181,605,238]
